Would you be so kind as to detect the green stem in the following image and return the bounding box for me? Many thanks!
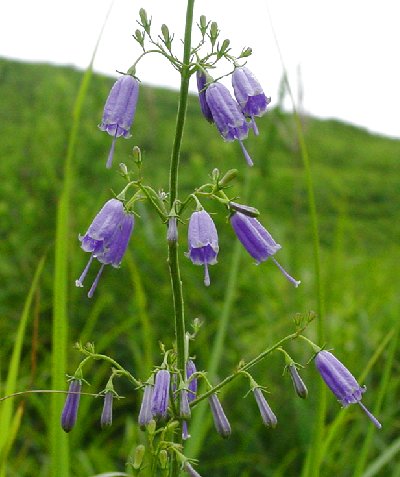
[189,330,302,407]
[167,1,195,475]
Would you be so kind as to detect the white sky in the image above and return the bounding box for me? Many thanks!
[1,0,400,139]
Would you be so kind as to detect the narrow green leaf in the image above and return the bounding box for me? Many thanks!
[0,255,45,475]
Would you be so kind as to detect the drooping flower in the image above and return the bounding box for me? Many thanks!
[167,217,178,243]
[253,387,277,428]
[186,360,198,402]
[186,210,219,287]
[205,82,253,166]
[151,370,170,419]
[196,70,214,123]
[75,198,135,298]
[232,66,271,135]
[181,360,197,440]
[99,74,140,168]
[288,364,308,399]
[61,379,81,433]
[138,384,154,429]
[180,389,191,419]
[315,350,382,429]
[100,391,114,428]
[208,393,231,438]
[230,211,300,287]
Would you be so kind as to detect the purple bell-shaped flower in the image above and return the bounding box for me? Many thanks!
[75,198,135,298]
[99,74,139,168]
[186,210,219,286]
[230,211,300,287]
[232,66,270,135]
[205,82,253,166]
[315,350,381,429]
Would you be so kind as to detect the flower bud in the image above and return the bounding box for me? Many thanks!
[133,444,145,470]
[151,370,170,419]
[139,8,151,33]
[180,389,191,419]
[208,394,231,438]
[186,360,198,402]
[100,390,114,427]
[253,388,277,428]
[288,364,308,399]
[210,22,219,45]
[159,449,168,470]
[138,384,154,429]
[167,217,178,243]
[61,379,81,433]
[218,169,238,187]
[229,201,259,217]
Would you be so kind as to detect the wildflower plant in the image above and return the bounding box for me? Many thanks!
[56,2,382,476]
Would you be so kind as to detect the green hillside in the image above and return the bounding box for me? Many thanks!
[0,58,399,477]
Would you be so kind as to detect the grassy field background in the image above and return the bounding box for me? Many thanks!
[0,57,399,477]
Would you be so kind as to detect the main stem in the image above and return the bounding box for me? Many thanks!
[167,3,194,475]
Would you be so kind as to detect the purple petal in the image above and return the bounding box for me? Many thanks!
[232,67,270,117]
[208,394,231,438]
[205,82,249,142]
[138,384,154,429]
[315,351,366,406]
[253,387,277,428]
[80,199,125,247]
[61,380,81,433]
[196,70,214,123]
[151,370,170,419]
[99,75,139,135]
[230,212,281,263]
[96,213,135,266]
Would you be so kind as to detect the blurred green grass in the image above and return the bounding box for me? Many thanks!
[0,57,399,477]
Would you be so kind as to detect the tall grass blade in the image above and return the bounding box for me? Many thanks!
[50,5,112,475]
[353,325,399,476]
[265,5,326,476]
[0,255,45,476]
[361,437,400,477]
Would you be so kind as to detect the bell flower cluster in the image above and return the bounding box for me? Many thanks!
[196,66,270,166]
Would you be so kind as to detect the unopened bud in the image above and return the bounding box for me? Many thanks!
[229,201,259,217]
[61,379,82,433]
[199,15,207,31]
[239,47,253,58]
[133,444,145,470]
[210,22,219,45]
[119,162,128,175]
[133,29,144,47]
[208,394,231,438]
[139,8,151,33]
[159,450,168,469]
[132,145,141,164]
[212,168,220,181]
[288,364,308,399]
[167,217,178,243]
[218,169,238,187]
[151,370,170,419]
[218,39,230,58]
[161,24,172,49]
[100,391,113,428]
[180,389,191,419]
[253,388,277,428]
